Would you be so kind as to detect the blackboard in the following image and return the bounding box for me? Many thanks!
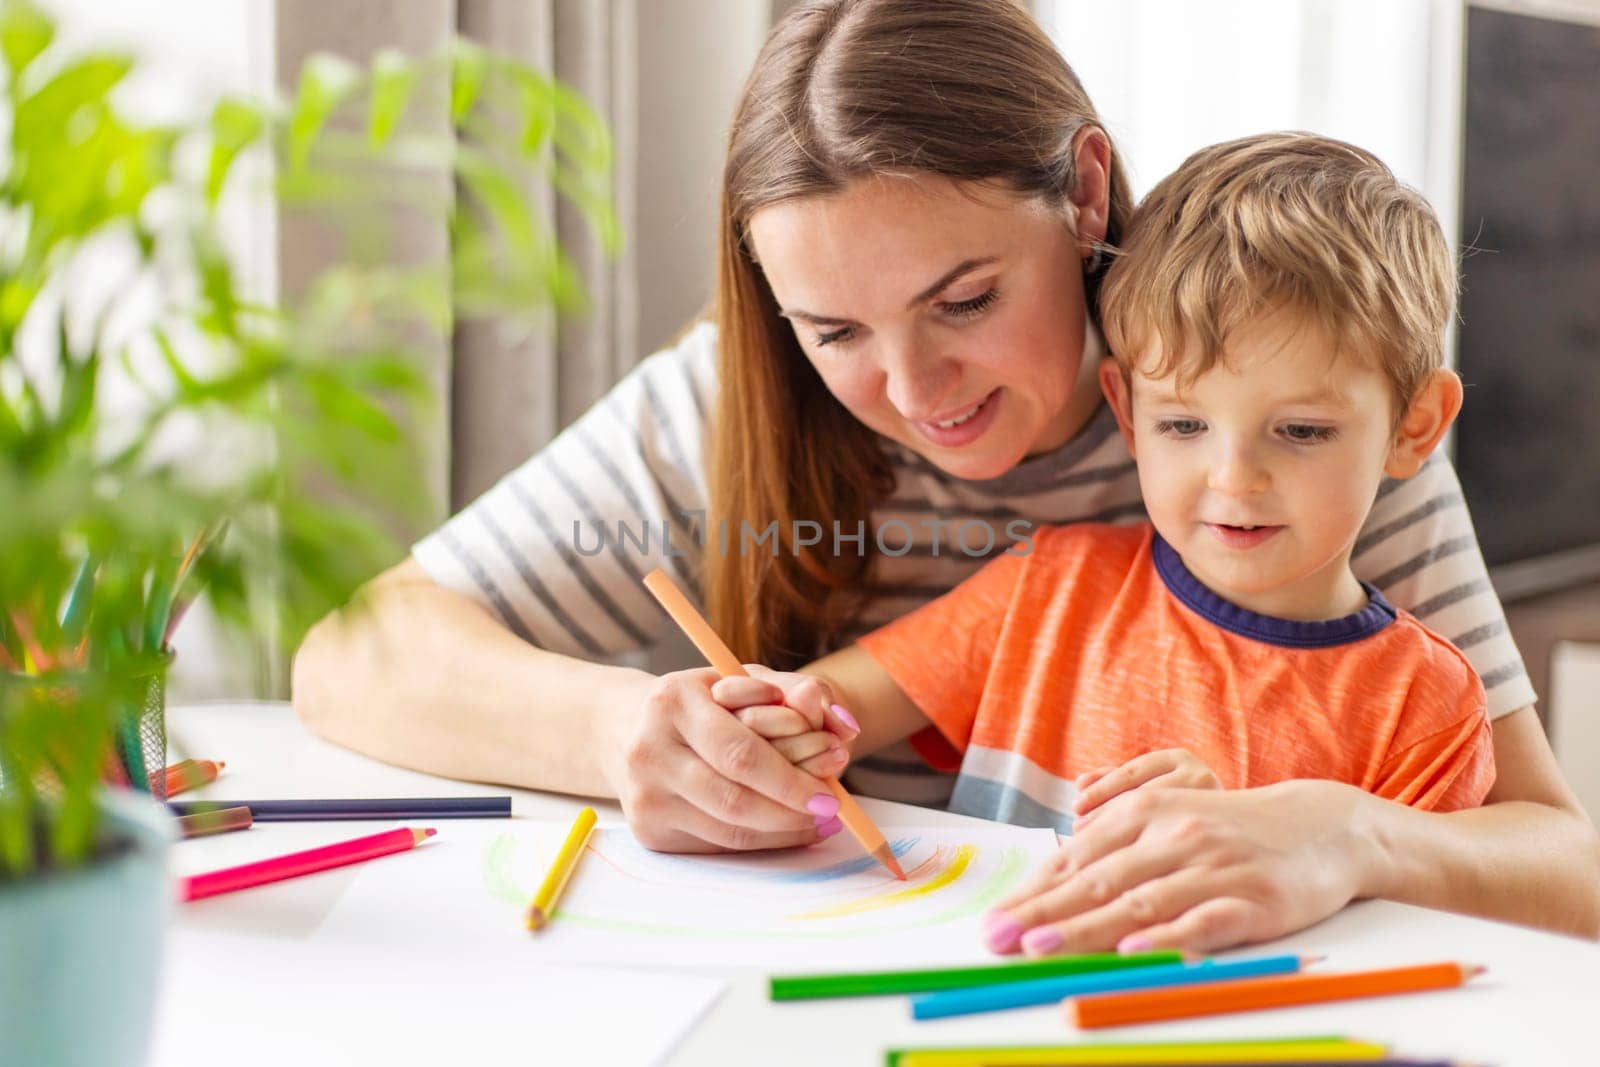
[1455,4,1600,570]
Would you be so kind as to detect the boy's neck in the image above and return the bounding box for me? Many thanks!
[1168,542,1370,623]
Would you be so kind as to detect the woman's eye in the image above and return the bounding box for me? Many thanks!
[1154,418,1205,438]
[814,325,856,347]
[940,288,999,318]
[1281,423,1338,443]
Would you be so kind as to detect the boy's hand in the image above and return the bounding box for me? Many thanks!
[1072,748,1222,825]
[708,668,861,781]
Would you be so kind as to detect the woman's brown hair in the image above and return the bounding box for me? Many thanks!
[708,0,1133,667]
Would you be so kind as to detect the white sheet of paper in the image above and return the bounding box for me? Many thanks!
[319,821,1058,969]
[149,927,725,1067]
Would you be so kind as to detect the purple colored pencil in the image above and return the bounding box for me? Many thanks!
[167,796,511,821]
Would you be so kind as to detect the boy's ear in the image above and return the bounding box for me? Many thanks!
[1385,369,1464,479]
[1098,359,1138,455]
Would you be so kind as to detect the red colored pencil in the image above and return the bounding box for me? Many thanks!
[180,826,436,902]
[163,758,224,797]
[1067,961,1484,1028]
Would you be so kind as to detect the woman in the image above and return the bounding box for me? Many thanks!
[294,0,1600,949]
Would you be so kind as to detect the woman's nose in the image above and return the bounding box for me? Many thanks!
[882,340,961,421]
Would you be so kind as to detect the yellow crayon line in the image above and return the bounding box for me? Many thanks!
[793,845,973,920]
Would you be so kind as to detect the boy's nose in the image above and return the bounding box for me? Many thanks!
[1207,446,1270,496]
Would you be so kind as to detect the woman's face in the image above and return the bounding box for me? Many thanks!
[748,175,1100,481]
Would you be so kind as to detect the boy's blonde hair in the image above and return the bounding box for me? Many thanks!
[1101,132,1455,413]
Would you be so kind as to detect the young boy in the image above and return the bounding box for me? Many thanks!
[723,132,1493,868]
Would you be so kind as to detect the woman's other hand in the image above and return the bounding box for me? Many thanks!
[979,779,1374,958]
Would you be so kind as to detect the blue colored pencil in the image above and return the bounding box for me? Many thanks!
[910,953,1313,1020]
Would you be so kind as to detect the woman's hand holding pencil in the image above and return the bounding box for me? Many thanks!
[640,569,904,879]
[606,667,863,856]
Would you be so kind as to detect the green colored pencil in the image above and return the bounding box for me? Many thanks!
[769,950,1185,1001]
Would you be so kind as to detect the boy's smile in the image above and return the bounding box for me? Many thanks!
[1104,307,1407,622]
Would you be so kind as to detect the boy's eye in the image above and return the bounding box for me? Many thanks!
[1281,423,1338,443]
[1154,418,1205,438]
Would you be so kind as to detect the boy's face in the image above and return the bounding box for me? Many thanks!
[1105,308,1404,621]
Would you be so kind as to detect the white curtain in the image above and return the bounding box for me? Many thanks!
[274,0,642,521]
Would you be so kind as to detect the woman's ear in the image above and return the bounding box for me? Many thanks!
[1385,369,1464,479]
[1067,127,1113,251]
[1098,359,1138,455]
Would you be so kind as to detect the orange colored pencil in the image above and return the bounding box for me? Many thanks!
[163,758,225,797]
[1067,961,1485,1029]
[641,568,906,880]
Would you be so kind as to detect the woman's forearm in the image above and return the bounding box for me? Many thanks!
[291,560,653,797]
[1356,708,1600,938]
[1358,792,1600,937]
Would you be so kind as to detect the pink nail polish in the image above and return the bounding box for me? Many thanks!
[1021,926,1063,956]
[806,793,840,818]
[829,703,861,734]
[1118,934,1153,954]
[983,914,1024,953]
[816,815,843,838]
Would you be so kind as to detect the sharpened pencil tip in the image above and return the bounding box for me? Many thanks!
[877,847,907,880]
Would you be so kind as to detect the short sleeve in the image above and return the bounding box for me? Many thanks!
[412,323,717,658]
[1354,454,1535,719]
[857,546,1031,769]
[1373,664,1496,813]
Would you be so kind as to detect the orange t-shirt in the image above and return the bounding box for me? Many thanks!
[858,523,1494,832]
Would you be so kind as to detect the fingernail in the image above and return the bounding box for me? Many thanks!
[806,793,840,818]
[1118,934,1153,954]
[816,815,843,839]
[829,703,861,734]
[983,913,1024,954]
[1021,926,1062,956]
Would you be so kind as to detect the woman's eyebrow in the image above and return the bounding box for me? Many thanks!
[777,256,1001,325]
[905,256,1000,309]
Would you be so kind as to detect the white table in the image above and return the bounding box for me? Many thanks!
[162,702,1600,1066]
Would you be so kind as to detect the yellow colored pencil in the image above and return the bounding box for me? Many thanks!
[641,568,905,880]
[526,806,597,931]
[890,1036,1389,1066]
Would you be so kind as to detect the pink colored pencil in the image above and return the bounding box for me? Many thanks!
[179,826,436,902]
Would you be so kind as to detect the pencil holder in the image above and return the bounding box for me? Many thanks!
[113,650,173,800]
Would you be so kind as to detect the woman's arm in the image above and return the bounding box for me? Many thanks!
[292,557,838,853]
[984,706,1600,955]
[1363,706,1600,935]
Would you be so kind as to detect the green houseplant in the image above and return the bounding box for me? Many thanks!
[0,2,615,1062]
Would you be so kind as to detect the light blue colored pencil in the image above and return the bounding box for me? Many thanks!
[910,953,1312,1020]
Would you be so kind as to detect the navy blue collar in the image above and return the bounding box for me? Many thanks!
[1151,532,1395,649]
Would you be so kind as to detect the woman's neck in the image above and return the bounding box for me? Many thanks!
[1027,321,1108,457]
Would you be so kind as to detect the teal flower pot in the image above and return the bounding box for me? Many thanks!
[0,790,173,1067]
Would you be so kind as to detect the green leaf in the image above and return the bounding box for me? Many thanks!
[450,39,486,122]
[0,0,53,80]
[367,49,414,147]
[288,52,360,172]
[207,97,266,205]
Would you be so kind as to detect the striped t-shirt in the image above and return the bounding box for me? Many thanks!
[412,321,1535,807]
[858,523,1496,833]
